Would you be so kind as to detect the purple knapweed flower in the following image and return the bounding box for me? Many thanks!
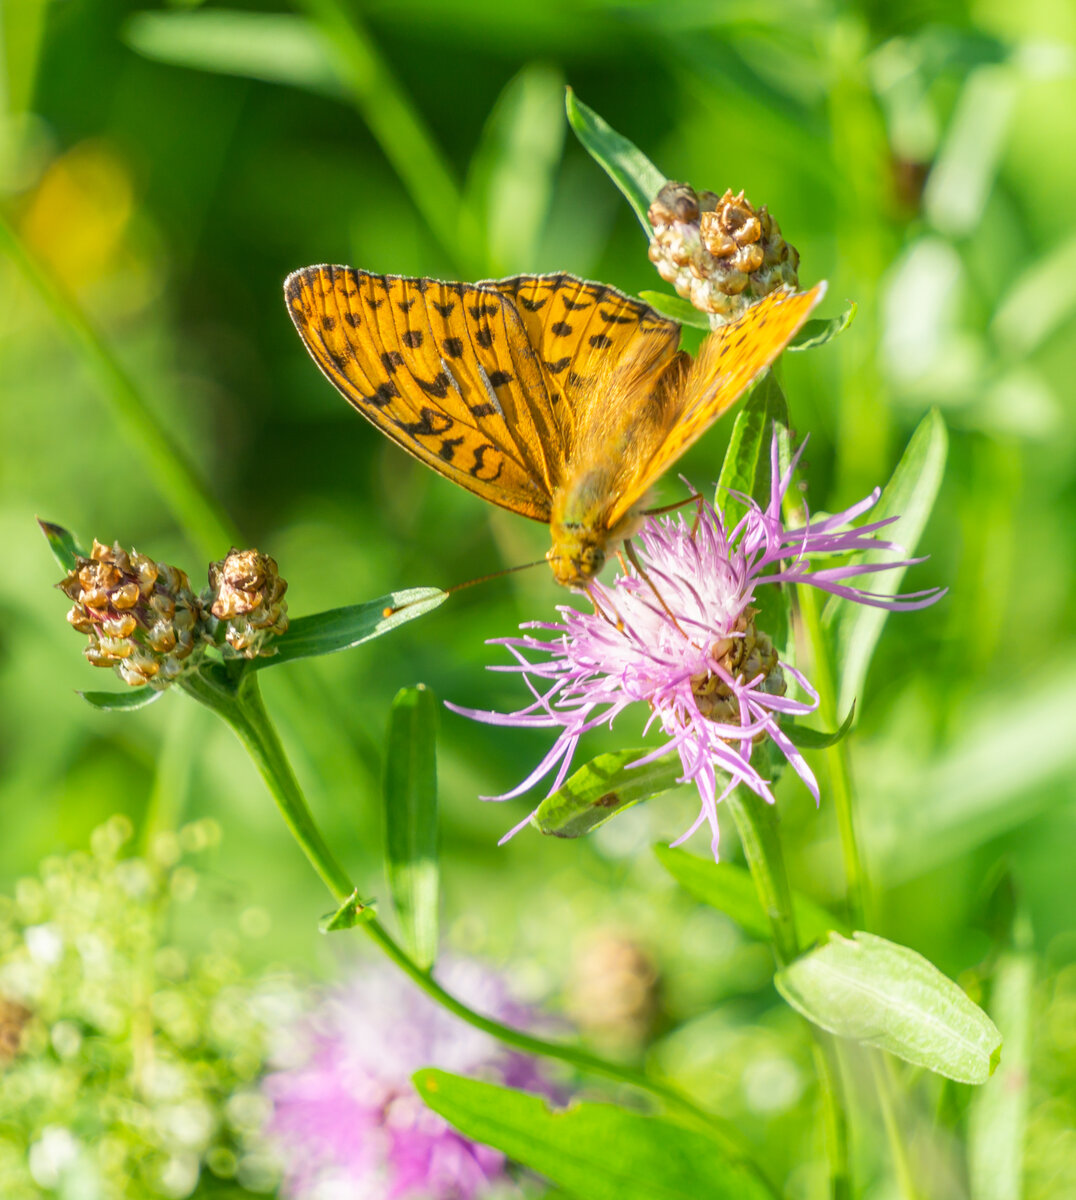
[450,433,944,859]
[263,959,549,1200]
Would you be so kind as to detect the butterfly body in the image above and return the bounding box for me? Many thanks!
[285,266,825,588]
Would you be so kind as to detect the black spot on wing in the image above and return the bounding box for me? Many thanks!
[486,369,513,387]
[397,297,416,313]
[469,303,500,320]
[544,357,570,374]
[396,407,454,436]
[589,333,613,349]
[344,312,361,327]
[401,329,424,348]
[442,337,464,358]
[470,444,503,481]
[518,294,548,311]
[439,436,465,461]
[321,316,335,331]
[414,371,452,399]
[433,301,455,317]
[599,308,634,324]
[469,403,497,417]
[561,295,592,311]
[475,328,494,349]
[366,381,399,408]
[381,351,404,373]
[551,321,572,337]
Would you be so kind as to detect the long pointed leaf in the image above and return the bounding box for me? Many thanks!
[415,1070,773,1200]
[566,90,666,236]
[383,685,439,969]
[655,844,846,944]
[823,409,947,717]
[249,588,447,670]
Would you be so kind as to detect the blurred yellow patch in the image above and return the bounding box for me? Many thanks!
[19,139,133,290]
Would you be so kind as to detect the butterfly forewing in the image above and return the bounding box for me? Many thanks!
[488,274,682,449]
[285,265,561,521]
[605,282,827,526]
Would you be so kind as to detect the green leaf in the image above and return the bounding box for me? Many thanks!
[38,519,86,571]
[319,888,377,933]
[79,688,165,712]
[788,301,857,352]
[780,705,856,750]
[822,409,948,719]
[716,374,792,653]
[122,10,344,98]
[638,290,710,330]
[967,920,1034,1199]
[565,89,666,237]
[249,588,447,671]
[383,685,439,969]
[775,931,1002,1084]
[415,1070,774,1200]
[531,748,685,839]
[655,845,845,945]
[466,63,566,275]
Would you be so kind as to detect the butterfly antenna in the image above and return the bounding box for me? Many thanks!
[381,558,548,618]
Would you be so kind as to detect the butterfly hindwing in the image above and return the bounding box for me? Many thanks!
[605,282,827,525]
[284,265,562,521]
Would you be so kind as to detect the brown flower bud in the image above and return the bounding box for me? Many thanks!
[648,182,801,324]
[206,548,288,659]
[568,931,661,1050]
[58,541,205,688]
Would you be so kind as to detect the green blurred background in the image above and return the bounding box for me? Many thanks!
[1,0,1074,1194]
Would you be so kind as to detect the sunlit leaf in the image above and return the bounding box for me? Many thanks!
[716,374,792,653]
[319,888,377,933]
[638,290,710,330]
[781,705,855,749]
[249,588,447,671]
[123,10,344,97]
[467,63,566,275]
[655,845,845,945]
[38,519,86,571]
[79,688,165,712]
[415,1070,774,1200]
[788,301,857,351]
[531,748,685,839]
[565,89,666,236]
[823,409,947,719]
[775,931,1002,1083]
[967,919,1034,1199]
[383,685,439,969]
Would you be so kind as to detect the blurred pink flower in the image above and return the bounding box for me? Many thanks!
[451,433,944,859]
[264,960,547,1200]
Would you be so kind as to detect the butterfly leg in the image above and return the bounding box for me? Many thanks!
[586,585,624,633]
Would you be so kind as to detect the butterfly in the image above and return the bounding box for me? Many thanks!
[284,267,825,588]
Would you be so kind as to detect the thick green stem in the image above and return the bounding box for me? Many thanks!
[0,207,239,562]
[727,790,850,1199]
[182,667,770,1183]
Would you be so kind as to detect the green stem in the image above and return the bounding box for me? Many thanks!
[0,207,240,562]
[871,1054,919,1200]
[299,0,483,274]
[795,581,871,928]
[182,666,770,1181]
[727,791,850,1199]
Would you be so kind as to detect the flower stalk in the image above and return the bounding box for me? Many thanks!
[179,666,770,1182]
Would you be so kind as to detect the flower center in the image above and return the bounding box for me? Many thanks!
[689,610,785,733]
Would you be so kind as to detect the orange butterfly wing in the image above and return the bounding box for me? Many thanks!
[284,265,568,521]
[487,274,682,450]
[604,282,827,526]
